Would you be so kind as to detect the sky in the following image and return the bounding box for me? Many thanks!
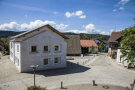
[0,0,135,35]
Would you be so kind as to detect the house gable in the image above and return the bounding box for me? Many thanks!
[10,24,68,41]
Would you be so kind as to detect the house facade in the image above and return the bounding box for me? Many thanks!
[108,32,121,58]
[10,24,68,72]
[108,32,133,67]
[94,39,109,52]
[80,40,98,54]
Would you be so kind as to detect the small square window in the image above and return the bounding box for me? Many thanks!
[44,58,49,65]
[31,46,37,52]
[54,57,60,63]
[55,45,59,51]
[44,45,49,51]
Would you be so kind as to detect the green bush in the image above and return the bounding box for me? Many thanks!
[27,86,46,90]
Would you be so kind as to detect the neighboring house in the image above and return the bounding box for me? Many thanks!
[94,39,109,52]
[102,40,109,52]
[0,40,4,51]
[108,32,121,58]
[65,35,81,56]
[109,32,135,67]
[80,40,98,54]
[9,24,68,72]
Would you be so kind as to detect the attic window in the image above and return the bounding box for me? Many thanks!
[54,45,60,51]
[44,45,49,51]
[31,46,37,52]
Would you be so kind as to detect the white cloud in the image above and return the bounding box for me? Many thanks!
[113,9,117,12]
[66,30,87,33]
[65,12,72,18]
[84,24,95,33]
[119,7,124,10]
[56,24,68,30]
[75,11,83,16]
[65,10,86,19]
[0,22,20,30]
[80,15,86,19]
[0,20,56,31]
[0,21,110,35]
[119,0,130,5]
[66,24,109,35]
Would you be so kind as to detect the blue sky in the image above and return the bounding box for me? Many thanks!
[0,0,135,34]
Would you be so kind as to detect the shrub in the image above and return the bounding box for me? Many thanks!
[27,86,46,90]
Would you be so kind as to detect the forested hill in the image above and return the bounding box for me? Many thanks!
[0,31,24,38]
[0,31,110,41]
[63,32,110,41]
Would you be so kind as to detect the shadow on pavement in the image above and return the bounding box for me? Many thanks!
[30,61,90,77]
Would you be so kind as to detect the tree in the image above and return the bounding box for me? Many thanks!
[0,38,9,55]
[98,42,105,52]
[90,46,95,53]
[120,26,135,63]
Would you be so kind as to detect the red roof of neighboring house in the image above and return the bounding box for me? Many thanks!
[80,40,98,47]
[108,32,121,43]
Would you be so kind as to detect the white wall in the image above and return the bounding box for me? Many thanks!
[10,41,21,71]
[20,27,67,72]
[117,49,129,66]
[88,47,98,53]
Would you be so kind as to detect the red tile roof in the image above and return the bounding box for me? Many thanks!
[80,40,98,47]
[108,32,121,43]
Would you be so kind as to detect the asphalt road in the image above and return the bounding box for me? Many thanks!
[0,53,135,90]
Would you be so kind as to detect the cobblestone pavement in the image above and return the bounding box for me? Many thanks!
[0,53,135,90]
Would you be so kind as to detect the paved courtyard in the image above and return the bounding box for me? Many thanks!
[0,53,135,90]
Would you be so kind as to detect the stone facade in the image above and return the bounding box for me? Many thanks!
[10,25,67,72]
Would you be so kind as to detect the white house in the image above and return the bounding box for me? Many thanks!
[10,24,68,72]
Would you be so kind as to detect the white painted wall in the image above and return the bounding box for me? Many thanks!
[14,27,67,72]
[117,49,129,66]
[10,40,21,71]
[88,47,98,53]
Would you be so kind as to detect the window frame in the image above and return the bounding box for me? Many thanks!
[54,57,61,64]
[44,45,49,52]
[31,46,37,52]
[43,58,50,65]
[54,44,60,52]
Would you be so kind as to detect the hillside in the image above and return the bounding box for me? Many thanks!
[0,31,24,38]
[0,31,110,41]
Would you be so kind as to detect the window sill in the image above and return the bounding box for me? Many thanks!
[30,52,38,54]
[54,51,61,53]
[43,51,50,53]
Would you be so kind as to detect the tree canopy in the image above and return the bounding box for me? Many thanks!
[90,46,95,53]
[120,26,135,63]
[98,42,105,52]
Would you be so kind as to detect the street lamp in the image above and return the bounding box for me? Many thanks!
[30,65,39,86]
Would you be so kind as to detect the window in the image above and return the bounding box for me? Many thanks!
[17,45,19,52]
[43,58,49,65]
[54,45,59,51]
[44,45,49,51]
[31,46,37,52]
[54,57,60,63]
